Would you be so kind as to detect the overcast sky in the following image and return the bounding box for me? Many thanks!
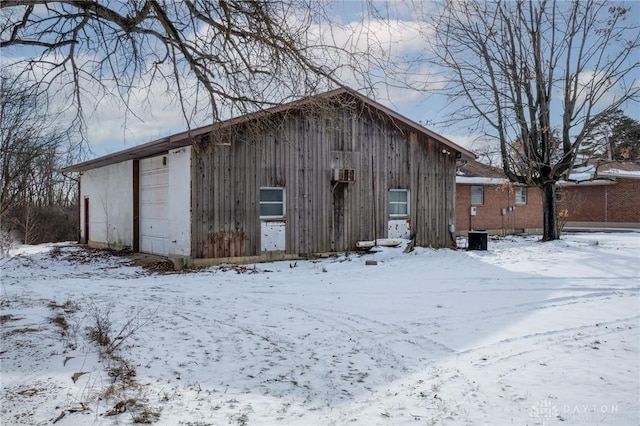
[2,1,638,160]
[73,1,459,158]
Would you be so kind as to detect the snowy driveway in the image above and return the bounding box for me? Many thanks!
[1,233,638,425]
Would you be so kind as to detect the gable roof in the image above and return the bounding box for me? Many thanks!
[62,87,475,173]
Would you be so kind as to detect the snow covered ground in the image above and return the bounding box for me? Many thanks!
[1,233,638,425]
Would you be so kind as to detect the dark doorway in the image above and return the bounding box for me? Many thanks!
[133,159,139,252]
[83,197,89,244]
[332,185,346,251]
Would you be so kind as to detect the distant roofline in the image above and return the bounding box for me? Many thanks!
[557,179,616,187]
[456,177,508,185]
[62,87,476,173]
[597,170,640,180]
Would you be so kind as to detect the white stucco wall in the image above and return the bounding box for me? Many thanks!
[167,146,192,257]
[80,161,133,249]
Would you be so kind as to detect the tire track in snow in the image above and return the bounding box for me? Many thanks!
[458,315,640,359]
[403,288,637,343]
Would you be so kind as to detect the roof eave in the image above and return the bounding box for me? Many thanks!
[62,87,476,172]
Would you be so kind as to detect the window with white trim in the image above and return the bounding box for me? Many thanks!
[515,187,527,205]
[389,189,409,217]
[471,186,484,205]
[260,187,285,218]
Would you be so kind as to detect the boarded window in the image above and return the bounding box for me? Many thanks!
[471,186,484,205]
[389,189,409,217]
[260,188,285,218]
[515,187,527,205]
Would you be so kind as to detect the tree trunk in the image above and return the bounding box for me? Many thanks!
[542,181,559,241]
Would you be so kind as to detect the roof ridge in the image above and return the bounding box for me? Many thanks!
[63,87,475,173]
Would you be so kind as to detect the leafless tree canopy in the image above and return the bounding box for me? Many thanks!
[1,73,78,244]
[422,0,639,240]
[1,0,359,135]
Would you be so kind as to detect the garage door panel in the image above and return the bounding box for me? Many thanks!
[140,218,169,236]
[140,177,168,189]
[139,187,168,202]
[140,203,168,219]
[140,156,169,256]
[140,236,168,255]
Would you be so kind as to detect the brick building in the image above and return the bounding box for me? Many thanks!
[455,161,543,236]
[558,161,640,228]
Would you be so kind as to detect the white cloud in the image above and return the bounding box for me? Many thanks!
[80,11,447,155]
[1,2,459,157]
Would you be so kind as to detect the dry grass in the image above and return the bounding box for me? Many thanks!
[0,314,21,324]
[4,327,39,337]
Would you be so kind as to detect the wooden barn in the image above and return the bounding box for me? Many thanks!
[63,88,474,265]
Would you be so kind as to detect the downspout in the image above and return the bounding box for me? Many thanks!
[503,186,508,236]
[449,172,456,247]
[605,185,608,223]
[468,187,472,232]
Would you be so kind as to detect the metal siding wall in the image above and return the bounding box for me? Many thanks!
[80,160,134,249]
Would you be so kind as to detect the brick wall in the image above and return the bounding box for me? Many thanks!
[557,185,607,222]
[456,184,543,234]
[559,178,640,223]
[608,179,640,222]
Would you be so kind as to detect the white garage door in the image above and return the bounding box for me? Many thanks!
[140,155,170,255]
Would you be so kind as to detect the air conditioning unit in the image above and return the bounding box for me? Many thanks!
[332,168,355,182]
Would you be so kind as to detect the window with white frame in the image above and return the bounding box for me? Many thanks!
[389,189,409,217]
[471,186,484,205]
[515,187,527,205]
[260,187,285,218]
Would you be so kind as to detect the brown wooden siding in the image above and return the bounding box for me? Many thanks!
[191,100,457,259]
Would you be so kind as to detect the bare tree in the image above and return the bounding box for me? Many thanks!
[1,73,78,244]
[1,1,367,140]
[412,0,639,240]
[472,144,502,168]
[1,74,60,216]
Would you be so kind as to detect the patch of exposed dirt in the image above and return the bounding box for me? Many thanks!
[49,245,134,265]
[127,253,177,274]
[3,327,39,337]
[216,264,272,274]
[0,314,21,325]
[47,245,180,274]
